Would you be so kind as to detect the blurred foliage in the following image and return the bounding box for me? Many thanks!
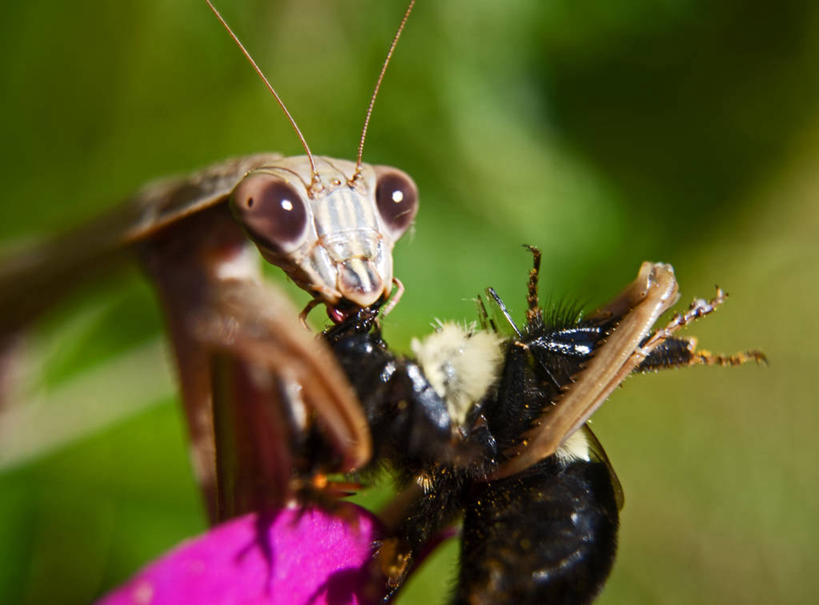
[0,0,817,603]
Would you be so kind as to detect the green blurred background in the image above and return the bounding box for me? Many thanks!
[1,0,817,603]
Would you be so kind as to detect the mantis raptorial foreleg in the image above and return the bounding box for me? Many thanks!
[139,201,370,522]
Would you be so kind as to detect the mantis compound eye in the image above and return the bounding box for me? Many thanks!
[232,175,308,253]
[374,168,418,238]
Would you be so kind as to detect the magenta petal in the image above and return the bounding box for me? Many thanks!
[97,505,383,605]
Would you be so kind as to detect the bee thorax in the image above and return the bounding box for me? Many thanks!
[411,322,504,427]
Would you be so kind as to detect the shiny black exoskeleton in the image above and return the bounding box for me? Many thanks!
[323,311,626,604]
[322,249,745,604]
[323,306,458,474]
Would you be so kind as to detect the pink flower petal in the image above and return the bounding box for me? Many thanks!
[97,505,384,605]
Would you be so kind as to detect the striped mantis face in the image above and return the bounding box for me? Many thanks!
[201,0,419,319]
[232,156,417,310]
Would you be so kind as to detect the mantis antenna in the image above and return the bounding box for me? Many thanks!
[204,0,320,191]
[354,0,417,179]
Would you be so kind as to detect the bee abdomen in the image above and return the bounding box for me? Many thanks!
[455,457,619,605]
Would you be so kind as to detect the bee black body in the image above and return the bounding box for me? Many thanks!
[457,457,618,605]
[452,319,622,605]
[323,306,628,604]
[321,254,760,604]
[323,307,457,472]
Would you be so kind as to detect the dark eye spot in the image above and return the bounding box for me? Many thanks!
[231,175,308,252]
[375,169,418,236]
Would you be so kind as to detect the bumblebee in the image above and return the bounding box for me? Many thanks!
[323,246,763,604]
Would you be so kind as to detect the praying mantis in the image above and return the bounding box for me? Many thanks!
[0,0,420,523]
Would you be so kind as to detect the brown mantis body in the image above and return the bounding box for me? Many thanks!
[0,1,419,523]
[0,153,417,522]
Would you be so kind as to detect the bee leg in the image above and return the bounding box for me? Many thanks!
[485,287,523,339]
[638,285,728,352]
[522,244,543,325]
[636,286,767,371]
[375,473,466,600]
[475,293,497,332]
[637,335,766,371]
[691,348,767,366]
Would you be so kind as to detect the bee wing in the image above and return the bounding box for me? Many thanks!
[497,262,679,478]
[581,424,624,510]
[0,154,280,338]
